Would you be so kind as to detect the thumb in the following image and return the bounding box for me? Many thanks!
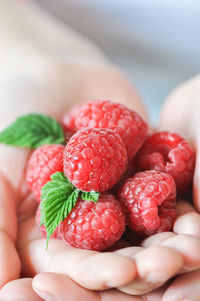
[0,174,20,287]
[193,146,200,211]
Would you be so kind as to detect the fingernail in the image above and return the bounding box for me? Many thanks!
[34,289,56,301]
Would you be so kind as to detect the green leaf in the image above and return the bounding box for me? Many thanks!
[80,191,99,203]
[41,172,79,248]
[0,114,65,149]
[40,211,45,227]
[40,172,100,249]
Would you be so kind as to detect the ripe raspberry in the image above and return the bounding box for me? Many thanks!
[62,103,80,139]
[58,193,126,251]
[35,205,59,238]
[64,128,128,191]
[26,144,64,202]
[138,131,195,193]
[118,170,176,236]
[62,100,148,160]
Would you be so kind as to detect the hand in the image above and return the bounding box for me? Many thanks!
[159,75,200,211]
[16,198,200,298]
[29,200,200,301]
[0,2,199,299]
[0,0,147,293]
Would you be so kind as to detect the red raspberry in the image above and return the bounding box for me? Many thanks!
[62,100,148,160]
[35,205,59,238]
[58,193,126,251]
[26,144,64,202]
[64,128,128,191]
[118,170,176,236]
[138,131,195,193]
[62,103,80,139]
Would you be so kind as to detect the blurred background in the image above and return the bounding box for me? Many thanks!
[35,0,200,123]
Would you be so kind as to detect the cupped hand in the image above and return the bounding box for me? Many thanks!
[0,23,148,288]
[1,65,200,299]
[17,196,200,298]
[29,200,200,301]
[0,0,148,294]
[1,2,200,299]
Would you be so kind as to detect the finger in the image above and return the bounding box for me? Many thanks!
[0,174,20,287]
[33,273,99,301]
[0,278,43,301]
[158,75,198,143]
[176,200,195,216]
[141,232,176,247]
[142,233,200,273]
[33,272,160,301]
[174,201,200,237]
[193,149,200,212]
[115,246,183,295]
[162,269,200,301]
[19,217,136,290]
[101,286,166,301]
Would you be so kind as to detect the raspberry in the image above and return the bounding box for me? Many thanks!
[26,144,64,202]
[35,205,59,238]
[62,103,80,139]
[64,128,128,191]
[58,193,126,251]
[118,170,176,236]
[62,100,148,160]
[138,131,195,193]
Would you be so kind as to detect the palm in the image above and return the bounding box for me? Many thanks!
[16,175,200,292]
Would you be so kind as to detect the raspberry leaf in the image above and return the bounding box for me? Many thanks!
[41,172,100,248]
[0,114,65,148]
[41,172,78,247]
[80,191,99,203]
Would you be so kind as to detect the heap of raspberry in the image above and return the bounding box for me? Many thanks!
[64,128,128,191]
[58,193,126,251]
[119,170,177,236]
[138,131,195,193]
[62,100,148,160]
[26,144,64,202]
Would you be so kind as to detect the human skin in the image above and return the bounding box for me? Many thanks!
[0,1,200,300]
[1,201,200,301]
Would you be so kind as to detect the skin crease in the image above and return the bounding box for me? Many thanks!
[0,1,200,300]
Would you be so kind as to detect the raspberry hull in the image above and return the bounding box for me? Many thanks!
[64,128,128,192]
[63,100,148,160]
[26,144,64,202]
[58,193,126,251]
[138,131,195,193]
[119,170,177,236]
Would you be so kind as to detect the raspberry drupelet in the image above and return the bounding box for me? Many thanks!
[138,131,195,193]
[119,170,177,236]
[62,100,148,160]
[64,128,128,192]
[26,144,64,202]
[58,193,126,251]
